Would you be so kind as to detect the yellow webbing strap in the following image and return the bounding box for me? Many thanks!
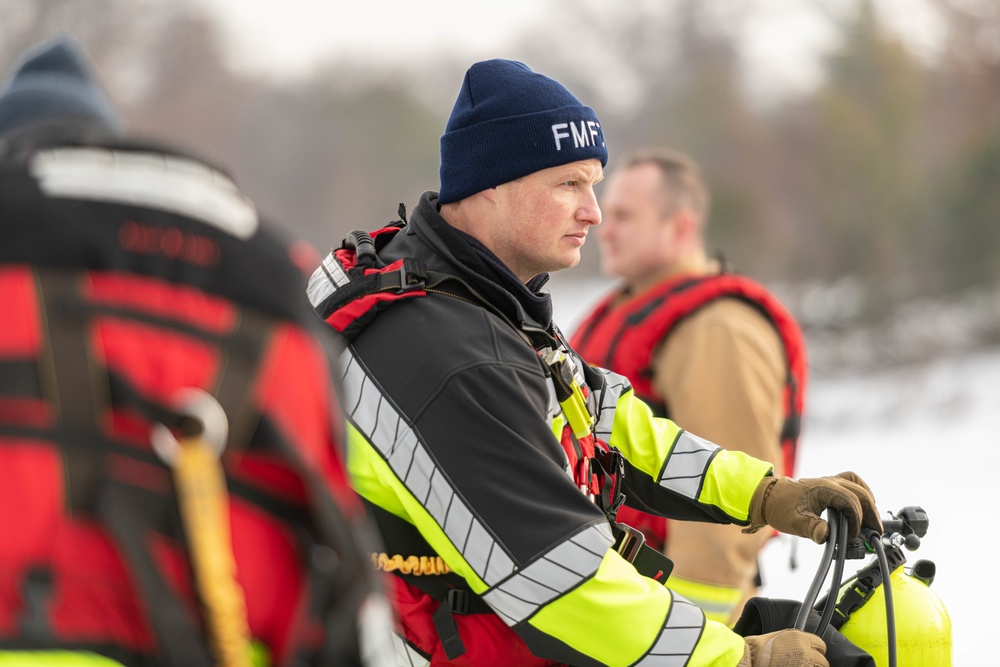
[173,435,252,667]
[560,382,594,440]
[544,349,595,439]
[372,552,452,576]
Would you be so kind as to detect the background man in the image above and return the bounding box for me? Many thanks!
[311,59,874,667]
[0,36,394,666]
[571,148,807,626]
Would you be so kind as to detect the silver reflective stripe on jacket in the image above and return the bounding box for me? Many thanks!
[591,366,631,442]
[340,346,518,586]
[482,522,613,626]
[659,431,719,499]
[638,591,706,666]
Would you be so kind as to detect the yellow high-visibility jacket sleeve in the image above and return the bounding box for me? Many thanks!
[593,366,774,524]
[348,421,747,666]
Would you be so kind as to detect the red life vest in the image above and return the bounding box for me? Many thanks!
[570,272,808,550]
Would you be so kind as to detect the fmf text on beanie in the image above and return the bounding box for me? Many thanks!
[0,36,123,139]
[439,59,607,204]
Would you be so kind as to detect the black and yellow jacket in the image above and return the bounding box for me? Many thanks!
[310,192,774,667]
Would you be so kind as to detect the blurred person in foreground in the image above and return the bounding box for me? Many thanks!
[0,36,394,666]
[308,59,878,667]
[570,148,808,626]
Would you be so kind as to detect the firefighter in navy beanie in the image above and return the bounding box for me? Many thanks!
[308,55,880,667]
[438,58,607,204]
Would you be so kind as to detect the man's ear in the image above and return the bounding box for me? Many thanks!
[671,209,699,242]
[479,186,500,204]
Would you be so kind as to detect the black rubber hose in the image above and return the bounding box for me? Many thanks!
[794,509,839,631]
[815,511,849,636]
[869,530,897,667]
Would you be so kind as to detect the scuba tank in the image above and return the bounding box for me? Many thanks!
[804,506,952,667]
[838,560,951,666]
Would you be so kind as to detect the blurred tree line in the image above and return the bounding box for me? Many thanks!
[2,0,999,367]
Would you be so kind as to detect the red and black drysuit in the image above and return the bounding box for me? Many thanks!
[309,192,777,667]
[0,130,391,666]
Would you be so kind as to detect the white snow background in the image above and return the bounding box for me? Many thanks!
[550,276,990,666]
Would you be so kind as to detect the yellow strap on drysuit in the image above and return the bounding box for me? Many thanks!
[173,435,252,667]
[546,350,595,439]
[561,381,594,439]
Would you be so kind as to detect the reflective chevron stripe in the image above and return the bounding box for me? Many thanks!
[340,347,516,587]
[306,251,351,309]
[482,523,614,626]
[640,592,706,666]
[591,367,630,441]
[658,431,719,500]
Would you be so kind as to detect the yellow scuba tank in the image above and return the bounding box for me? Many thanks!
[838,560,952,667]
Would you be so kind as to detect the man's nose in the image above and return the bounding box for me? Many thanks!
[581,189,601,226]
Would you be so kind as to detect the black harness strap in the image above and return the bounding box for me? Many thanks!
[98,479,213,667]
[34,268,215,667]
[213,306,272,458]
[36,269,106,515]
[278,459,377,665]
[17,566,54,645]
[0,359,42,398]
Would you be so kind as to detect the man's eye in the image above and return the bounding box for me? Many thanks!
[563,181,577,187]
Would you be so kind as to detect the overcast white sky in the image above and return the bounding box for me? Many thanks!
[195,0,947,108]
[197,0,549,77]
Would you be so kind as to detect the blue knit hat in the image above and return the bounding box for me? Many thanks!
[438,59,607,204]
[0,36,123,139]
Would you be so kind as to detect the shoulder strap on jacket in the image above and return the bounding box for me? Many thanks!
[309,227,544,349]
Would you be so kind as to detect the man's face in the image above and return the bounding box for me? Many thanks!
[487,159,603,282]
[598,162,681,283]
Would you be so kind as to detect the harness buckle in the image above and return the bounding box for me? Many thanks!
[396,257,426,292]
[446,588,477,615]
[593,445,627,521]
[614,522,646,563]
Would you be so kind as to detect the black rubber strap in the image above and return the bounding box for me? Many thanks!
[36,269,105,515]
[431,589,492,660]
[98,479,213,667]
[17,567,54,643]
[213,305,272,456]
[432,597,465,660]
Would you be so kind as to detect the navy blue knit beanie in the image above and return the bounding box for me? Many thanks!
[439,59,607,204]
[0,36,123,139]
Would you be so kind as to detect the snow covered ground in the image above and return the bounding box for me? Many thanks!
[550,275,990,665]
[755,349,993,666]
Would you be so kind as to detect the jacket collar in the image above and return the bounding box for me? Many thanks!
[390,191,553,332]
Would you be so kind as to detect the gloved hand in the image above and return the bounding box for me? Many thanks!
[742,472,883,544]
[739,629,828,667]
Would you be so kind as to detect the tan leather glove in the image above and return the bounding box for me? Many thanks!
[743,472,883,544]
[739,629,829,667]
